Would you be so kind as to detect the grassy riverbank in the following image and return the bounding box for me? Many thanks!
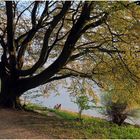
[25,103,140,139]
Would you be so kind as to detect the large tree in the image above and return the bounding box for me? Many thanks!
[0,1,139,108]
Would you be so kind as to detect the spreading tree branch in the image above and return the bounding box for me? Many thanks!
[17,2,72,76]
[18,2,108,92]
[31,2,40,26]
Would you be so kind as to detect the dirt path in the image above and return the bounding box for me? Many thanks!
[0,108,56,139]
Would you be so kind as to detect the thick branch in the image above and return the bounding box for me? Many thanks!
[31,2,40,26]
[81,13,108,33]
[6,1,14,52]
[18,2,96,92]
[46,71,102,88]
[17,26,38,68]
[6,1,17,72]
[0,35,6,49]
[17,2,71,76]
[38,1,49,25]
[0,35,8,67]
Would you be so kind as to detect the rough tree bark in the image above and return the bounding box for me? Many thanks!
[0,62,22,108]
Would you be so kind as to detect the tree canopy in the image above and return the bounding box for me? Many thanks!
[0,1,140,108]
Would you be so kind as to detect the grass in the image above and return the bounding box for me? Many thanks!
[24,103,140,139]
[48,108,78,120]
[24,103,47,111]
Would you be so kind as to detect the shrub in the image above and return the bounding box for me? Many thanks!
[105,100,127,125]
[102,91,140,126]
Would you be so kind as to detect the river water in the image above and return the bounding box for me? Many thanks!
[21,86,140,126]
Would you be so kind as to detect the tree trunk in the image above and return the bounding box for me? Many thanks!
[78,109,83,124]
[79,110,82,120]
[112,114,127,126]
[0,87,23,109]
[0,75,23,109]
[0,93,20,109]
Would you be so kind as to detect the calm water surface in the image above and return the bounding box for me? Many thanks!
[22,87,140,126]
